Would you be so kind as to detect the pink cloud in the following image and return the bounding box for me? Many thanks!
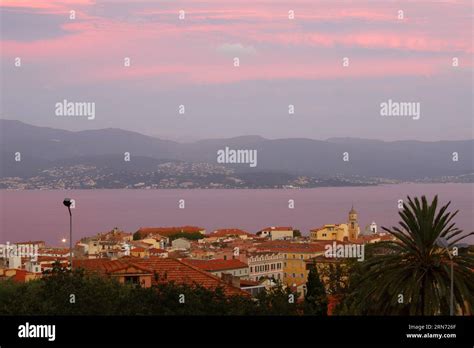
[2,0,471,85]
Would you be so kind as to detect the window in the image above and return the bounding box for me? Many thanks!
[301,273,304,278]
[223,255,227,260]
[293,255,295,259]
[292,273,296,278]
[300,255,303,259]
[250,267,253,272]
[124,276,139,285]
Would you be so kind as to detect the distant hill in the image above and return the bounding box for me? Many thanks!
[1,119,472,180]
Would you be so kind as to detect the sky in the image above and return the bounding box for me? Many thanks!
[1,0,472,141]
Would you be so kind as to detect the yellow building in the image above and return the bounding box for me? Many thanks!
[310,206,360,242]
[256,241,326,287]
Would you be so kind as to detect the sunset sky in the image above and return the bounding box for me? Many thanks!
[1,0,472,141]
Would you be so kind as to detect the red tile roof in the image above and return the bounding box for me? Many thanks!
[74,257,247,297]
[310,224,344,232]
[37,256,68,262]
[74,259,153,274]
[133,258,248,297]
[183,259,248,271]
[149,248,167,253]
[13,269,28,282]
[14,241,45,245]
[257,241,328,253]
[239,279,261,287]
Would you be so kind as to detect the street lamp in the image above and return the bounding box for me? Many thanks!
[63,198,73,271]
[436,237,454,316]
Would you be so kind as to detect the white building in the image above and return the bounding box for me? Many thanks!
[257,227,294,241]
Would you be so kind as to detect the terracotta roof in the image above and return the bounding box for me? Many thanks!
[74,257,247,297]
[131,247,146,252]
[13,269,29,282]
[183,259,248,271]
[149,248,167,253]
[310,224,344,232]
[37,256,68,262]
[38,248,70,255]
[257,241,328,253]
[14,241,45,245]
[73,259,153,274]
[209,229,253,238]
[239,279,261,287]
[133,258,248,297]
[0,269,38,282]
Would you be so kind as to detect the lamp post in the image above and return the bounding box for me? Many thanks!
[63,198,73,271]
[436,237,454,316]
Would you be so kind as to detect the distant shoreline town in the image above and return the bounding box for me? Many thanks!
[1,120,472,190]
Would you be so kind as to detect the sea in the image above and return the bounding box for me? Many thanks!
[0,183,472,245]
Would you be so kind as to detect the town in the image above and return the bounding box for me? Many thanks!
[0,207,395,313]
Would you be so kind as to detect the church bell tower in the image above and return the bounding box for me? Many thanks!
[348,205,359,241]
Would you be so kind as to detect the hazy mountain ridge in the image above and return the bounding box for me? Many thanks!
[1,119,472,181]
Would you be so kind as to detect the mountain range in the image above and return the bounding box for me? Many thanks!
[1,119,472,181]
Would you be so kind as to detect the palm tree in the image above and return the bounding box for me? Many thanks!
[347,195,473,315]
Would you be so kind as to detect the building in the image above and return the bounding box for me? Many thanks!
[363,222,378,235]
[256,241,327,287]
[243,251,284,282]
[0,268,39,283]
[171,238,192,250]
[208,228,254,240]
[148,248,168,258]
[183,259,250,279]
[78,228,132,259]
[14,240,45,249]
[239,279,266,297]
[130,247,149,258]
[74,257,249,297]
[257,226,294,240]
[310,206,360,242]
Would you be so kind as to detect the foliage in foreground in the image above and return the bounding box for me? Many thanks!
[336,195,474,315]
[0,265,302,316]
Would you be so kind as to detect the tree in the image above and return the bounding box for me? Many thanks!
[169,232,204,241]
[255,282,299,315]
[340,195,474,315]
[319,263,348,296]
[304,263,328,315]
